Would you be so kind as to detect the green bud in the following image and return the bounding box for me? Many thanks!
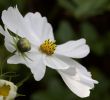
[17,38,31,52]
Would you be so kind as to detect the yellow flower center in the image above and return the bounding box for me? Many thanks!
[0,84,10,96]
[40,39,56,55]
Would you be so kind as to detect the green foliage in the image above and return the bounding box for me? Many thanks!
[56,21,76,43]
[80,22,105,56]
[58,0,110,18]
[0,0,26,12]
[31,77,74,100]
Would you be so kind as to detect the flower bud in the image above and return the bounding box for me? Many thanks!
[17,38,31,52]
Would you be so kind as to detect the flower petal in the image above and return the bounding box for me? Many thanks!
[78,73,98,89]
[7,54,26,64]
[58,71,91,98]
[58,60,98,98]
[0,25,5,35]
[44,55,70,69]
[7,82,17,100]
[7,52,46,81]
[2,6,26,37]
[55,55,76,75]
[30,54,46,81]
[55,38,90,58]
[24,12,54,42]
[2,6,40,45]
[0,25,15,52]
[75,61,98,88]
[5,27,16,52]
[0,96,3,100]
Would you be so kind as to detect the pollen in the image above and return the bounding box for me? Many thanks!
[40,39,56,55]
[0,84,10,96]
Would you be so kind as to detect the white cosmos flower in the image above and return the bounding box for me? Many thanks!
[0,79,17,100]
[0,6,98,98]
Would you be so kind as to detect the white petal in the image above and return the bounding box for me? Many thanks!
[70,59,92,77]
[58,60,98,98]
[0,96,3,100]
[7,83,17,100]
[55,55,76,75]
[75,61,98,88]
[29,54,46,81]
[44,55,70,69]
[8,52,46,81]
[7,54,26,64]
[0,25,15,52]
[5,27,16,52]
[0,25,5,35]
[58,71,91,98]
[41,22,54,41]
[78,73,98,89]
[2,6,25,37]
[7,52,37,65]
[2,6,39,45]
[24,12,54,42]
[55,38,90,58]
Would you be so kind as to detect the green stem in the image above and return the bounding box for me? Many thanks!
[0,51,16,78]
[0,55,8,76]
[16,73,31,87]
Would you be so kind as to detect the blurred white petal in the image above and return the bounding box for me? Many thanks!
[0,25,5,35]
[4,27,16,52]
[0,25,15,52]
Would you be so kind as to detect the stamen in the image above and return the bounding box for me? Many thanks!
[0,84,10,96]
[40,39,56,55]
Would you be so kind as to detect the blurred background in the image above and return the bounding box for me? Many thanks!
[0,0,110,100]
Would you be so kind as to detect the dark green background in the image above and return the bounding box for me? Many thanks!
[0,0,110,100]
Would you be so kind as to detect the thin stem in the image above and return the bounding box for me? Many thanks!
[0,52,15,76]
[16,73,31,87]
[1,72,16,75]
[0,56,8,75]
[0,62,3,75]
